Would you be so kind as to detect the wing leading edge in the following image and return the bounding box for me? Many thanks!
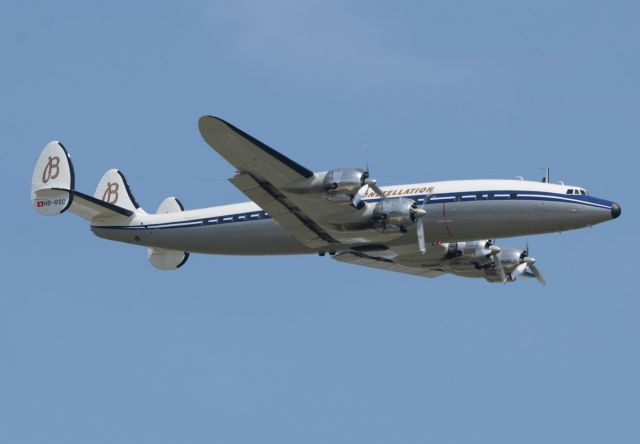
[199,116,313,186]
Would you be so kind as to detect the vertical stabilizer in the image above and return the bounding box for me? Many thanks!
[147,196,189,270]
[31,141,75,215]
[94,169,142,213]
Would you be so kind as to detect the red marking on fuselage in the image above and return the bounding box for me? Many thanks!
[442,203,454,238]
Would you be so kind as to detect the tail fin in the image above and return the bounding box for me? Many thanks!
[31,141,74,215]
[147,197,189,270]
[156,196,184,213]
[32,141,141,221]
[94,169,142,213]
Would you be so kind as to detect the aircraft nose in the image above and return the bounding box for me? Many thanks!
[611,202,622,219]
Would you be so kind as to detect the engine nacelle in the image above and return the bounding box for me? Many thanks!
[373,197,420,232]
[445,240,495,267]
[323,168,368,201]
[498,247,525,265]
[458,240,493,259]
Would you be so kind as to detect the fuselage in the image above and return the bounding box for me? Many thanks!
[91,178,620,255]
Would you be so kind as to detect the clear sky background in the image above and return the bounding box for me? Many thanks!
[1,1,638,443]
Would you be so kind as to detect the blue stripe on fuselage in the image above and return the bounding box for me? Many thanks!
[91,190,614,231]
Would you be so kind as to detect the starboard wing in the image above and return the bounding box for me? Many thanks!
[333,252,446,279]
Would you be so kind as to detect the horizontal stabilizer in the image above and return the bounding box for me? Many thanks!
[69,191,134,219]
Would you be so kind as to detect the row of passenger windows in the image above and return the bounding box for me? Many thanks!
[450,193,518,202]
[202,211,270,225]
[417,193,518,203]
[207,191,551,223]
[203,191,550,225]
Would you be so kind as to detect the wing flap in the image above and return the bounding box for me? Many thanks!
[229,173,334,249]
[333,252,445,279]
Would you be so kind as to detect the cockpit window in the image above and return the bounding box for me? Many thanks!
[567,189,574,194]
[580,189,587,195]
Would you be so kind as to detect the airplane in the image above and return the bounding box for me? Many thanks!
[30,116,622,284]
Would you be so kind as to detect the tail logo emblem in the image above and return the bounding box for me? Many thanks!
[42,156,60,183]
[102,182,119,204]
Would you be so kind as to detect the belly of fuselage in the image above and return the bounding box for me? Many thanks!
[92,218,311,255]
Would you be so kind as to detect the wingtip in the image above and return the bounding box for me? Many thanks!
[199,115,226,126]
[198,115,232,138]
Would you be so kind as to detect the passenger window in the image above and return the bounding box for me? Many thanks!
[455,195,462,202]
[510,193,517,199]
[488,192,495,199]
[476,193,483,200]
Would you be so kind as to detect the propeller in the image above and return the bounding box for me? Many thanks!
[520,240,545,285]
[510,262,529,281]
[528,261,546,285]
[490,245,507,283]
[351,160,385,209]
[415,208,427,254]
[413,193,433,254]
[351,175,384,208]
[488,241,545,285]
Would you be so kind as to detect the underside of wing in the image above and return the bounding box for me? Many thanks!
[333,252,446,279]
[198,116,413,251]
[229,173,337,249]
[200,116,342,250]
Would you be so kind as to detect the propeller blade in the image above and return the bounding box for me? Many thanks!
[417,218,426,254]
[365,179,385,198]
[491,247,506,283]
[351,185,368,209]
[511,262,529,281]
[528,262,546,286]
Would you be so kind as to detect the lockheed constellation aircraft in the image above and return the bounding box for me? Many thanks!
[31,116,621,284]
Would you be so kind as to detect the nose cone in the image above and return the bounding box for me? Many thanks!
[611,203,622,219]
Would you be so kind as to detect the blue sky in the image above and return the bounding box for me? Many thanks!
[1,1,638,443]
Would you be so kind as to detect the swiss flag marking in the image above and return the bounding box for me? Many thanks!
[37,201,44,208]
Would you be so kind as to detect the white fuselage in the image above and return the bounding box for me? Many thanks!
[91,179,618,255]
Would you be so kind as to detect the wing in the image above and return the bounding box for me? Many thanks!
[199,116,313,187]
[333,252,446,279]
[199,116,339,249]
